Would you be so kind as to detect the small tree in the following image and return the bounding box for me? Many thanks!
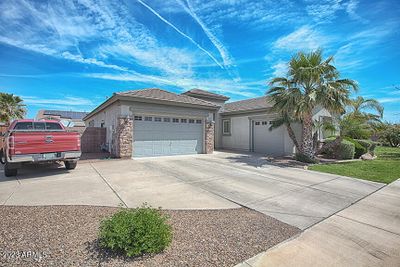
[347,96,383,120]
[379,124,400,147]
[0,93,26,123]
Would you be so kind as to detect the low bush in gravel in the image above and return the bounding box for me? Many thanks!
[99,205,172,257]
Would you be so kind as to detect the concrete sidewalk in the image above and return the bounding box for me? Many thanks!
[236,179,400,267]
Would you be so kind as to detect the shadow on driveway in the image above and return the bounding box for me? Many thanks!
[0,162,71,182]
[218,150,307,169]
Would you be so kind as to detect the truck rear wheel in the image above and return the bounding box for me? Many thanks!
[65,161,77,170]
[0,149,5,164]
[4,163,17,177]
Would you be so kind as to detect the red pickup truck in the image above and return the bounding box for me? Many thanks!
[0,120,81,177]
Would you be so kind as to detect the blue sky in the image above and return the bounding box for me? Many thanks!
[0,0,399,121]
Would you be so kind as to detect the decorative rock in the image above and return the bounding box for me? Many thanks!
[360,153,376,160]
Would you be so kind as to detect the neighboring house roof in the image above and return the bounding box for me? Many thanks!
[84,88,218,121]
[182,88,230,101]
[221,96,273,114]
[43,110,88,120]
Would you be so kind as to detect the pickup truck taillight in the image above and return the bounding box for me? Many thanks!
[77,137,81,149]
[8,136,15,155]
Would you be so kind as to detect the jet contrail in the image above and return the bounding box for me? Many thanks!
[136,0,224,69]
[179,0,233,67]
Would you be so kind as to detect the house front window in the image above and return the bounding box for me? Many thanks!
[222,119,231,135]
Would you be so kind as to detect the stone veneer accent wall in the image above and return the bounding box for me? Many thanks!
[113,117,133,158]
[205,122,215,154]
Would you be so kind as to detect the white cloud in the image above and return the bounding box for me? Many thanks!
[271,61,288,77]
[376,97,400,104]
[190,0,301,30]
[21,96,96,112]
[304,0,365,23]
[23,96,94,106]
[86,72,263,98]
[334,23,397,70]
[136,0,224,69]
[345,0,367,23]
[272,25,332,52]
[98,44,196,76]
[0,0,234,80]
[177,0,234,68]
[61,52,128,71]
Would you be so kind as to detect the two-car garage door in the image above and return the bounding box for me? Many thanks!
[133,116,203,157]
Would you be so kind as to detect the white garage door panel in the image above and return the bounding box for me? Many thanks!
[253,120,284,156]
[134,120,203,157]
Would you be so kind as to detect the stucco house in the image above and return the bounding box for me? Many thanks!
[83,88,333,158]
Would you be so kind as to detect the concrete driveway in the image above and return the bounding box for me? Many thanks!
[0,151,384,229]
[136,151,384,229]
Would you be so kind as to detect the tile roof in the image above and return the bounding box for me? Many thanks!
[221,96,273,114]
[116,88,218,108]
[43,110,88,120]
[182,88,230,100]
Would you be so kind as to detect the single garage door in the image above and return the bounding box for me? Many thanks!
[253,119,284,156]
[133,116,204,157]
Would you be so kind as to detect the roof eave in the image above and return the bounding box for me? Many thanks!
[83,95,118,121]
[220,107,271,116]
[183,92,230,101]
[84,94,219,121]
[118,95,219,110]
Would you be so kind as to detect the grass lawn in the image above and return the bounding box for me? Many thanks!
[309,146,400,184]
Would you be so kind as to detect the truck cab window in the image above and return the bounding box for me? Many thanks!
[14,122,33,130]
[46,123,63,130]
[33,122,46,130]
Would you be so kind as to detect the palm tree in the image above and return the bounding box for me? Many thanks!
[269,111,300,152]
[0,93,26,123]
[348,96,383,120]
[268,50,358,160]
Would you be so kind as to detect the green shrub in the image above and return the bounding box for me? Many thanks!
[99,205,172,257]
[344,137,366,158]
[356,139,378,156]
[295,153,318,163]
[319,138,337,158]
[320,138,355,159]
[369,142,377,156]
[338,140,355,159]
[356,139,371,150]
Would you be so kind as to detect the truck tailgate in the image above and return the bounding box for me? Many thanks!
[11,132,80,154]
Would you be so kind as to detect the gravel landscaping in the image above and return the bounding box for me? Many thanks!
[0,206,300,267]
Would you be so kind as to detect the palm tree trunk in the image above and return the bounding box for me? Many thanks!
[286,123,300,152]
[313,131,319,152]
[301,113,314,158]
